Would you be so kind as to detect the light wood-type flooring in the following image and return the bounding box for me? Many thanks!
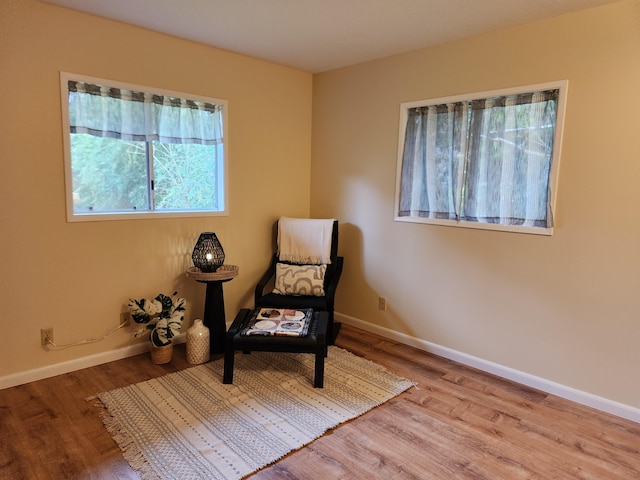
[1,323,638,479]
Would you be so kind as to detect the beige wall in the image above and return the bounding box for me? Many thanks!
[312,0,640,408]
[0,0,312,377]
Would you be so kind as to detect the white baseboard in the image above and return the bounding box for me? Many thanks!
[337,312,640,424]
[0,334,186,391]
[4,316,639,425]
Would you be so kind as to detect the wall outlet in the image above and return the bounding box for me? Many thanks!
[40,327,53,346]
[378,296,387,311]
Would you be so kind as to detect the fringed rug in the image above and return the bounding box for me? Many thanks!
[95,346,413,480]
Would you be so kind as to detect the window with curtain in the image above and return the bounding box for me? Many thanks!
[60,72,227,222]
[395,81,567,235]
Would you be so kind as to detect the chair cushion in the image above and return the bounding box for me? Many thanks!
[256,292,329,311]
[273,263,326,296]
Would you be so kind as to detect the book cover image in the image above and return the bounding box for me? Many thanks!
[242,308,312,337]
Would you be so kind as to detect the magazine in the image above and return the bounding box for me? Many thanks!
[241,308,313,337]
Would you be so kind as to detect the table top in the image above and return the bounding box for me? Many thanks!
[186,265,238,282]
[229,308,328,347]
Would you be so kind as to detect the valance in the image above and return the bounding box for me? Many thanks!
[68,80,223,146]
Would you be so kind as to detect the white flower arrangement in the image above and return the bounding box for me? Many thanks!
[128,292,186,347]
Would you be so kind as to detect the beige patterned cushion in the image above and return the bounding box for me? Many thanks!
[273,263,326,296]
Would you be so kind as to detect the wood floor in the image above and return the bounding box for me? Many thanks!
[1,323,639,479]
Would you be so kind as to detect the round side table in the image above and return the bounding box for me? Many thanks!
[186,265,238,354]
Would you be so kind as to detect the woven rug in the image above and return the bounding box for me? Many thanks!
[95,346,413,480]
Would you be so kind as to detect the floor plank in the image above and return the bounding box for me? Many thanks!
[0,323,638,479]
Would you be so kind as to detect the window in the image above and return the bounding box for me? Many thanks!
[395,81,567,235]
[60,72,227,221]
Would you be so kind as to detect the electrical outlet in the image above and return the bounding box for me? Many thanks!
[41,327,53,346]
[378,296,387,311]
[120,312,130,326]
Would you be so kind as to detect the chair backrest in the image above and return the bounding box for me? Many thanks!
[328,220,338,261]
[255,218,342,307]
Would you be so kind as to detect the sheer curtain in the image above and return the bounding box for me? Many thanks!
[67,80,224,146]
[464,91,558,227]
[398,89,558,228]
[398,102,469,219]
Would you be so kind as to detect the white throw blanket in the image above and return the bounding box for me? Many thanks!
[278,217,335,265]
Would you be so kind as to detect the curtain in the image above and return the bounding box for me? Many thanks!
[398,102,469,219]
[67,81,224,146]
[398,89,558,228]
[464,90,558,227]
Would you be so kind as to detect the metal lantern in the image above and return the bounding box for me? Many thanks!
[192,232,225,272]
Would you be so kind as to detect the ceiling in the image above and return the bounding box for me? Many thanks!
[41,0,619,73]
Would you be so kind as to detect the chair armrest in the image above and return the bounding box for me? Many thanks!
[323,256,344,308]
[254,255,278,305]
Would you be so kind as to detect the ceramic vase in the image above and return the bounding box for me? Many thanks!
[186,319,210,365]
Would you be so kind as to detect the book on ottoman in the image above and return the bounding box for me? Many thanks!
[241,308,313,337]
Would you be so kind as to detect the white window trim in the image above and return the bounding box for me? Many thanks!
[394,80,568,236]
[59,71,229,222]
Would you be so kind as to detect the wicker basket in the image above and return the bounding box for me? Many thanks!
[150,342,173,364]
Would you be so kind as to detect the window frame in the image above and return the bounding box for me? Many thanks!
[394,80,568,235]
[59,71,229,222]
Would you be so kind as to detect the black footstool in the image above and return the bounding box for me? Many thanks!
[223,308,328,388]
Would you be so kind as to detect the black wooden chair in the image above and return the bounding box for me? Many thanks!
[254,218,343,343]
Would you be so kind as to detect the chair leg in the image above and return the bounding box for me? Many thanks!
[327,312,342,345]
[314,350,325,388]
[223,349,235,384]
[327,312,335,344]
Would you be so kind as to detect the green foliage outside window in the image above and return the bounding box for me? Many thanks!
[70,134,220,213]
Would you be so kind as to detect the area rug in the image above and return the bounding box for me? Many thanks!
[95,346,413,480]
